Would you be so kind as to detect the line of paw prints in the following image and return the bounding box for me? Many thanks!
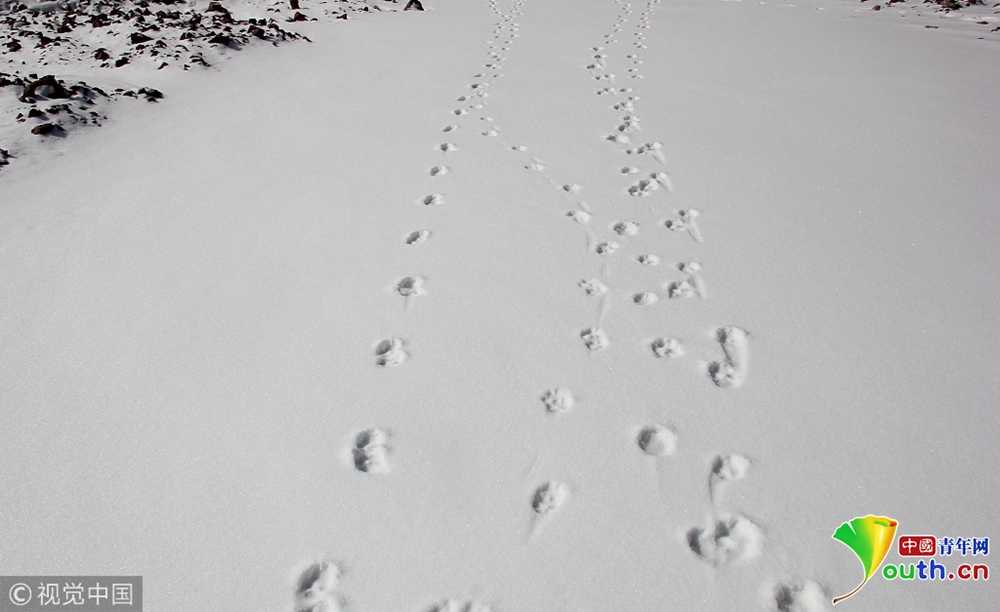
[343,5,533,608]
[379,0,530,369]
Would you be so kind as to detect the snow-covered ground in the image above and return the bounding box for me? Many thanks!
[1,0,998,610]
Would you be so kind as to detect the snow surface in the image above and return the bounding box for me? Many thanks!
[1,0,998,610]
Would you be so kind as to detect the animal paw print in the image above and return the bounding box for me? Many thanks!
[613,220,640,236]
[579,279,608,296]
[532,480,569,516]
[773,580,830,612]
[633,291,658,305]
[375,337,407,367]
[665,208,703,242]
[650,337,683,358]
[708,327,749,389]
[541,387,574,414]
[625,140,665,162]
[596,241,619,255]
[636,424,677,456]
[687,513,764,566]
[295,560,345,612]
[396,276,426,297]
[580,327,609,351]
[352,428,391,474]
[405,229,431,245]
[709,453,751,504]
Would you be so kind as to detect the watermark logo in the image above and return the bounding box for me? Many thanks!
[0,577,141,612]
[831,515,898,604]
[898,535,936,557]
[6,584,30,607]
[831,517,990,605]
[882,536,989,582]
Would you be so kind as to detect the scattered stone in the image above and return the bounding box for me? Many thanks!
[19,75,70,103]
[137,87,163,101]
[31,123,63,136]
[207,34,233,46]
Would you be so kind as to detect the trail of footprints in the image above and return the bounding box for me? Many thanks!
[317,0,534,608]
[518,0,748,392]
[298,0,808,608]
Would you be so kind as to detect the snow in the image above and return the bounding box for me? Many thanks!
[1,0,998,610]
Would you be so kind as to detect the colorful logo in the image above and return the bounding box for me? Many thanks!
[831,515,898,604]
[831,517,990,604]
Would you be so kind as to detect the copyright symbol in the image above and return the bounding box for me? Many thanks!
[8,583,31,606]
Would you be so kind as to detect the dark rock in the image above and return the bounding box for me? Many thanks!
[404,0,424,10]
[94,48,110,60]
[115,56,130,67]
[7,40,22,52]
[31,123,63,136]
[291,11,307,21]
[208,33,233,45]
[206,2,229,13]
[130,32,153,44]
[27,108,44,118]
[19,75,70,103]
[137,87,163,101]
